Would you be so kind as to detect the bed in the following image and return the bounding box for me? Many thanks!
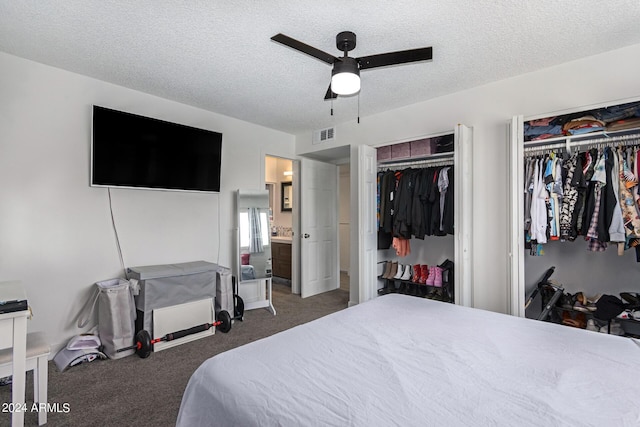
[176,294,640,426]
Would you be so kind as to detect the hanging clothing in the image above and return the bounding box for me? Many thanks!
[411,168,428,239]
[559,153,578,240]
[392,237,411,257]
[392,168,417,239]
[376,164,455,247]
[530,158,549,244]
[608,148,625,244]
[441,167,455,235]
[378,170,396,249]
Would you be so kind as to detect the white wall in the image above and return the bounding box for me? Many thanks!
[0,52,295,351]
[296,43,640,314]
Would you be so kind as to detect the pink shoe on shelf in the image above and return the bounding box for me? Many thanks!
[425,266,435,286]
[433,266,443,287]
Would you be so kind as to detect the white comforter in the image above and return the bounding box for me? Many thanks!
[177,294,640,427]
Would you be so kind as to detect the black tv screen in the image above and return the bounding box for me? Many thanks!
[91,106,222,192]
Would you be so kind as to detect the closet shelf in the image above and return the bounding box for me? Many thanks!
[523,126,640,150]
[377,151,453,169]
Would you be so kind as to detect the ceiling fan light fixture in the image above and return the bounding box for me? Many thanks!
[331,57,360,95]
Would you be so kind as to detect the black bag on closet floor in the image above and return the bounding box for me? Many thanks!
[594,295,626,321]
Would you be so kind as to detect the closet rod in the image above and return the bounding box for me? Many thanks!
[377,158,454,170]
[378,152,454,170]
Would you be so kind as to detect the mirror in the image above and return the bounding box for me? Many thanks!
[237,189,272,282]
[281,181,292,212]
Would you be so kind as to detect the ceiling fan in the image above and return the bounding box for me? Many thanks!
[271,31,433,100]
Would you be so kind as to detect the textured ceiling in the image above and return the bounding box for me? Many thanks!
[1,1,640,135]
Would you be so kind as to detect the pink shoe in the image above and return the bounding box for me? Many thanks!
[425,266,435,286]
[433,266,443,287]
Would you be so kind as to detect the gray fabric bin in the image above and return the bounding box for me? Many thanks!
[127,261,220,336]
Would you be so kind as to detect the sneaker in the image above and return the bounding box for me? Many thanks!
[573,292,590,313]
[617,310,632,320]
[585,319,598,332]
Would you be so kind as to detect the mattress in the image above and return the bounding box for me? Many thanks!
[177,294,640,426]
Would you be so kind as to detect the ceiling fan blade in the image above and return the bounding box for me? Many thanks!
[271,33,338,65]
[324,84,338,101]
[357,47,432,70]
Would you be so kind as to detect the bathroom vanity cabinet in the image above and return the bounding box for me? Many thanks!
[272,239,292,280]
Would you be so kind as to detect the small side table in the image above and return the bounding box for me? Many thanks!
[0,280,29,427]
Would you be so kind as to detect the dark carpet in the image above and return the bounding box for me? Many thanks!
[0,282,349,426]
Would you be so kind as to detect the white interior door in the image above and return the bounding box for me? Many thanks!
[508,115,525,316]
[357,144,377,304]
[301,157,338,298]
[454,124,474,307]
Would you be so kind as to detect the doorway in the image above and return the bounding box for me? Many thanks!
[265,146,352,301]
[265,155,294,290]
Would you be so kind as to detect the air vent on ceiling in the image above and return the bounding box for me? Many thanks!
[312,127,335,144]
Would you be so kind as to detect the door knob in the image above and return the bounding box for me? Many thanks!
[304,233,310,238]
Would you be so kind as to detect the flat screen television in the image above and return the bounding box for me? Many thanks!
[91,105,222,193]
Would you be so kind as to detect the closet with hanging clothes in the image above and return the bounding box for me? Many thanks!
[376,125,473,306]
[509,98,640,337]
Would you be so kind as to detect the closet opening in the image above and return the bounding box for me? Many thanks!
[510,98,640,338]
[376,133,457,304]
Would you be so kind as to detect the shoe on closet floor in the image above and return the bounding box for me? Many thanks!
[585,319,599,332]
[433,267,443,287]
[562,311,587,328]
[393,264,404,279]
[380,261,392,279]
[412,265,421,283]
[620,292,640,309]
[559,293,574,310]
[425,266,435,286]
[420,265,429,285]
[386,262,398,279]
[617,310,633,320]
[400,264,412,281]
[572,292,590,313]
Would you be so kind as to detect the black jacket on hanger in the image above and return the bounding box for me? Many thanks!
[441,166,455,235]
[596,148,617,243]
[392,168,416,239]
[378,170,395,249]
[411,168,429,239]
